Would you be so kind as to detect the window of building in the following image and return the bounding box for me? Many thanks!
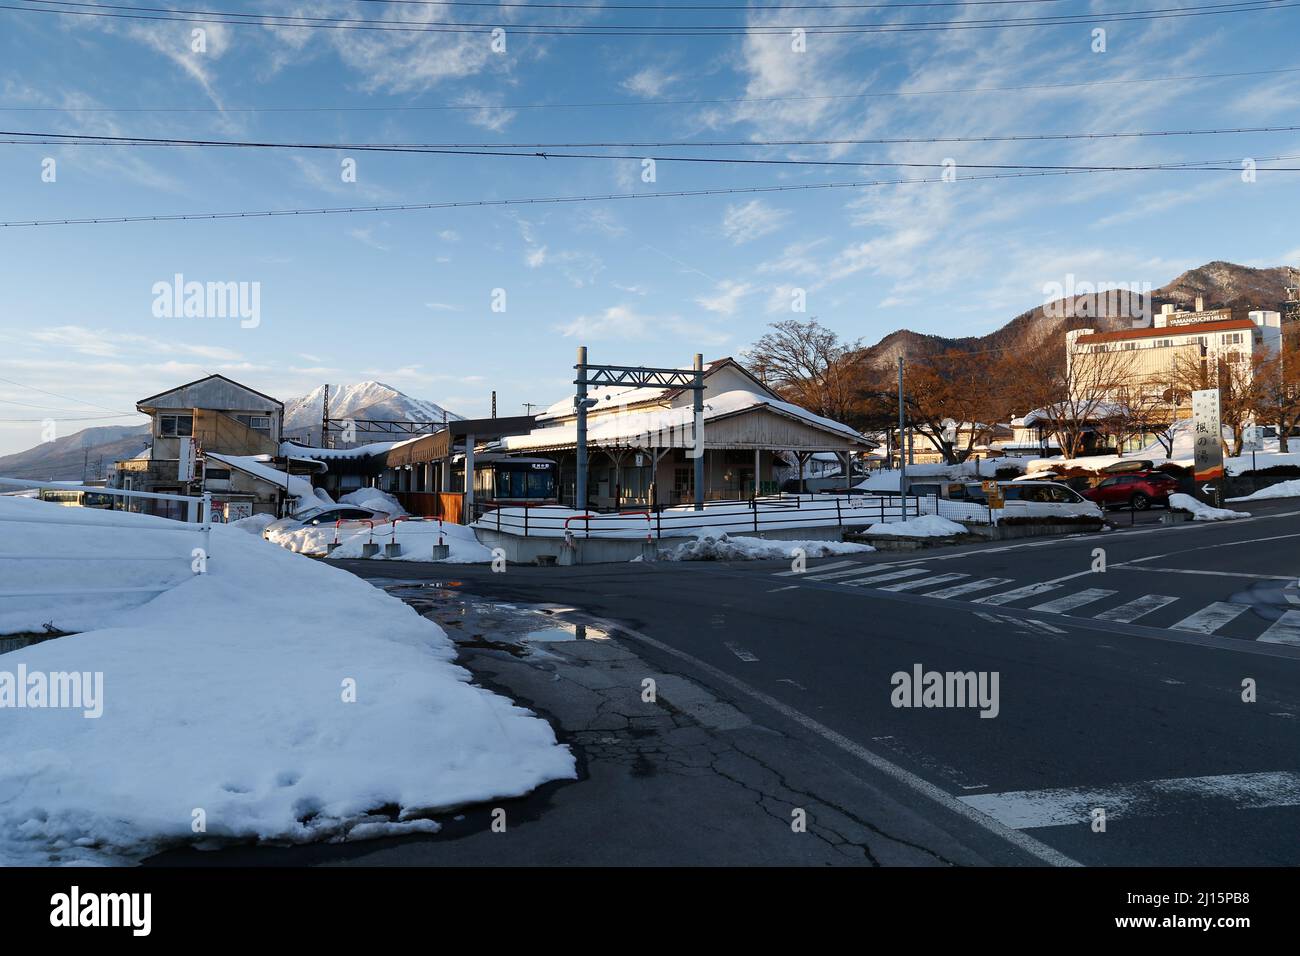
[1221,333,1243,345]
[236,414,272,435]
[159,414,193,437]
[204,468,232,481]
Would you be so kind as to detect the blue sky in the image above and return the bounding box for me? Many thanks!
[2,1,1299,454]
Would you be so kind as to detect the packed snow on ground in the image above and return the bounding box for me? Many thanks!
[1228,479,1300,502]
[230,512,276,535]
[267,516,493,563]
[0,496,574,866]
[662,531,873,561]
[864,514,968,537]
[1168,493,1250,521]
[339,487,406,516]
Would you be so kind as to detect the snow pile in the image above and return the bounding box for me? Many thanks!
[1228,479,1300,502]
[328,519,493,564]
[0,496,200,635]
[230,513,276,535]
[266,517,493,563]
[864,514,968,537]
[1168,493,1250,521]
[662,531,873,562]
[339,488,406,516]
[0,497,574,866]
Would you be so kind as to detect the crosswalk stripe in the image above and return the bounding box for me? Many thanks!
[806,564,895,582]
[973,582,1061,606]
[1093,594,1179,623]
[841,568,932,587]
[1029,588,1118,614]
[1171,602,1251,635]
[878,573,969,593]
[1258,610,1300,646]
[777,559,855,577]
[926,577,1014,599]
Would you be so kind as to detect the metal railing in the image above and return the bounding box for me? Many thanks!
[473,492,993,540]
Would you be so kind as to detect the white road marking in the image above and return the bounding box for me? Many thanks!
[961,771,1300,829]
[806,564,896,582]
[1029,588,1118,614]
[1258,610,1300,646]
[1093,594,1179,623]
[974,582,1061,606]
[878,572,970,593]
[777,559,856,577]
[601,619,1080,866]
[724,641,759,662]
[766,585,800,593]
[1119,566,1297,581]
[1171,602,1251,635]
[1023,618,1068,635]
[927,577,1015,599]
[841,568,933,587]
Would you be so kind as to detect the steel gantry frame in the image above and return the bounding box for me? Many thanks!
[575,347,706,511]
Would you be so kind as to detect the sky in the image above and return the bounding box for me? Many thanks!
[1,1,1299,455]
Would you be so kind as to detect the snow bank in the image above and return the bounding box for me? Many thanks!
[0,498,574,866]
[1228,479,1300,502]
[230,512,276,535]
[1168,493,1250,521]
[864,514,968,537]
[339,488,406,516]
[266,516,493,563]
[662,531,873,562]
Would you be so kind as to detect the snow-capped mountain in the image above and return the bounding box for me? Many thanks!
[282,382,462,446]
[0,422,150,481]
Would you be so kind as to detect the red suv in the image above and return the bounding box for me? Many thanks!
[1081,471,1180,510]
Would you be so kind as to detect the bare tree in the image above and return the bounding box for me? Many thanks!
[744,319,865,424]
[1251,326,1300,453]
[1003,337,1140,459]
[1172,350,1264,458]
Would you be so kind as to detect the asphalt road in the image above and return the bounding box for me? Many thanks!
[151,496,1300,867]
[369,498,1300,865]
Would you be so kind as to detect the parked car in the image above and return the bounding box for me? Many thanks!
[964,480,1104,520]
[1080,471,1180,511]
[262,505,385,536]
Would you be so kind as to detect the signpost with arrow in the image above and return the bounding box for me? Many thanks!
[1192,388,1224,507]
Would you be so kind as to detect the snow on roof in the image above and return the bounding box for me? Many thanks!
[279,437,422,460]
[206,452,316,501]
[503,388,872,451]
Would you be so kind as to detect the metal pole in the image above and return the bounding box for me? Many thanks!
[464,433,476,518]
[897,356,907,519]
[693,352,705,512]
[576,346,588,511]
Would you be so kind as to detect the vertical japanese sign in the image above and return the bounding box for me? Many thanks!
[1191,388,1223,505]
[178,436,196,483]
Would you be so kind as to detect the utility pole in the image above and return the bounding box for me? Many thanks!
[321,384,330,449]
[897,356,907,518]
[693,352,705,512]
[522,402,538,416]
[491,391,497,419]
[576,346,589,511]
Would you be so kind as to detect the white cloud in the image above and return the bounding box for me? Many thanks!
[622,66,679,98]
[696,281,753,316]
[721,200,790,245]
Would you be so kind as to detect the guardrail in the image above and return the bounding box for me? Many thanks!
[474,492,993,540]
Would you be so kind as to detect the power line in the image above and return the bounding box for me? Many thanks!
[5,65,1299,113]
[0,374,139,415]
[9,123,1300,149]
[3,0,1294,36]
[341,0,1077,9]
[0,414,139,421]
[0,165,1270,228]
[7,132,1300,172]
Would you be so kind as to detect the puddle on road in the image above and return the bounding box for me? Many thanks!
[375,579,613,654]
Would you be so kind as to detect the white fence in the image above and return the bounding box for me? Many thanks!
[476,493,992,540]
